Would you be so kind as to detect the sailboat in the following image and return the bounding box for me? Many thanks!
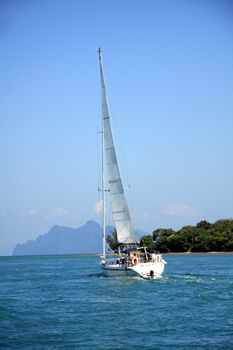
[98,48,166,279]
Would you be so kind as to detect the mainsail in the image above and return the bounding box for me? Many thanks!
[98,48,138,245]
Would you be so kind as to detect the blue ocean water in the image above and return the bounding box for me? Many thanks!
[0,254,233,349]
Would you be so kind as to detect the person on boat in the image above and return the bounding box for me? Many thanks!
[120,257,126,266]
[132,253,139,265]
[151,253,156,262]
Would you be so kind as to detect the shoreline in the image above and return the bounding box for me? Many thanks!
[62,251,233,257]
[5,251,233,258]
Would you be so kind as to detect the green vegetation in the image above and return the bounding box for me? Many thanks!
[140,219,233,253]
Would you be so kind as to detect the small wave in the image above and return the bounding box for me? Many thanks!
[165,274,202,282]
[88,272,105,278]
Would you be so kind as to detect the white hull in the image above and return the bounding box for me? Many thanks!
[130,261,165,278]
[102,265,138,277]
[101,255,166,279]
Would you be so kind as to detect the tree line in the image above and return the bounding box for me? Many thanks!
[140,219,233,253]
[106,219,233,253]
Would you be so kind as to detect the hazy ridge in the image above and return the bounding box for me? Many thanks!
[13,221,105,256]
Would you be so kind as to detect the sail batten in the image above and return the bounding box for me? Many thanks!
[98,48,138,245]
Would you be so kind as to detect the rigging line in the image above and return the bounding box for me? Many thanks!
[96,131,101,194]
[105,241,118,256]
[96,73,103,199]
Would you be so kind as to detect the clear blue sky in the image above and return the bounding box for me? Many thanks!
[1,0,233,255]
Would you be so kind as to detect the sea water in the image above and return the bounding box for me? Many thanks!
[0,254,232,349]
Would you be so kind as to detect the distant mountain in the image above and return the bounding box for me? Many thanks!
[12,220,146,256]
[13,221,107,256]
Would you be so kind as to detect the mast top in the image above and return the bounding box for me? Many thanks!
[97,47,102,61]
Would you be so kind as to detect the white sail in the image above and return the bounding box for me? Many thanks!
[98,49,138,245]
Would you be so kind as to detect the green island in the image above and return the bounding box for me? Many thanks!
[107,219,233,253]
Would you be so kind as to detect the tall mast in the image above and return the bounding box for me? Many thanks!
[98,48,106,259]
[102,116,106,259]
